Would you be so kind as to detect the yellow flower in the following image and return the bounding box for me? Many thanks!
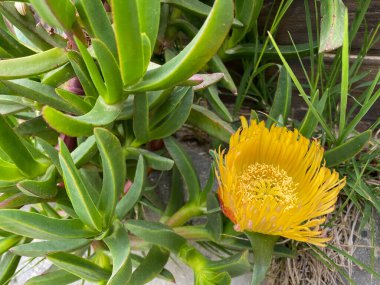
[215,118,346,246]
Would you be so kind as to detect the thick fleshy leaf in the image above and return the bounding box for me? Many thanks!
[164,136,200,202]
[133,93,150,144]
[186,104,234,143]
[319,0,346,52]
[112,0,145,85]
[17,165,58,199]
[137,0,160,55]
[0,2,56,50]
[227,0,264,47]
[11,239,90,257]
[25,269,80,285]
[71,136,97,167]
[1,79,73,113]
[0,235,22,255]
[0,48,67,79]
[29,0,77,31]
[129,246,170,285]
[149,88,193,140]
[224,42,319,61]
[0,115,47,178]
[206,194,222,242]
[59,140,103,231]
[92,39,123,104]
[43,97,123,137]
[266,66,292,127]
[94,128,126,226]
[162,0,242,28]
[42,64,75,87]
[0,28,34,57]
[75,0,117,55]
[67,51,98,101]
[116,156,146,220]
[74,38,106,97]
[0,95,28,115]
[0,252,20,284]
[0,210,96,239]
[126,220,187,254]
[325,130,372,167]
[208,251,250,277]
[48,252,111,282]
[204,86,233,123]
[124,147,174,171]
[104,221,132,285]
[126,0,233,92]
[0,192,43,209]
[0,158,24,182]
[56,88,92,115]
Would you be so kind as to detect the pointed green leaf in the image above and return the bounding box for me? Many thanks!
[319,0,346,52]
[94,128,126,226]
[186,104,234,143]
[130,246,170,285]
[92,39,123,104]
[150,86,190,128]
[163,136,200,202]
[43,106,93,137]
[17,165,58,199]
[25,269,80,285]
[126,0,233,92]
[133,93,150,144]
[43,97,123,136]
[59,140,102,231]
[29,0,77,31]
[0,28,34,57]
[56,88,92,115]
[0,210,96,239]
[224,42,319,61]
[0,48,67,79]
[112,0,144,85]
[74,38,107,97]
[137,0,160,53]
[67,51,98,101]
[206,194,222,242]
[48,252,111,282]
[124,147,174,171]
[266,66,292,127]
[42,64,75,87]
[0,235,22,256]
[325,130,372,167]
[204,86,233,123]
[11,239,90,257]
[149,88,193,140]
[0,115,47,178]
[76,0,117,55]
[104,221,132,285]
[0,2,57,50]
[1,79,73,113]
[228,0,264,47]
[126,220,187,253]
[116,155,146,220]
[0,158,24,182]
[0,252,20,285]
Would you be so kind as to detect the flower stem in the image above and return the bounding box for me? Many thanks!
[245,232,279,285]
[165,203,204,227]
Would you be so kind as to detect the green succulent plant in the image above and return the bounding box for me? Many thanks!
[0,0,378,284]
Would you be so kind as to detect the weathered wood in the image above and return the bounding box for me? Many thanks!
[259,0,380,54]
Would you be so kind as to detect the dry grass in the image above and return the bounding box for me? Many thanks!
[265,199,364,285]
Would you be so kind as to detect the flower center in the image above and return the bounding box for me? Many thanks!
[237,163,297,209]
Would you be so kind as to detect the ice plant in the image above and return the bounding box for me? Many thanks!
[215,118,346,284]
